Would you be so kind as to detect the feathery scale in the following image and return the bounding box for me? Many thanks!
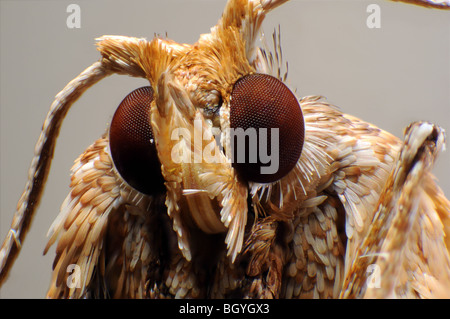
[0,0,449,299]
[32,1,450,299]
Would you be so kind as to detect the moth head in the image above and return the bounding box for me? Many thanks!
[107,44,305,191]
[98,0,305,261]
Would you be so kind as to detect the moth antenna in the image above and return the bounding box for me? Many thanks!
[392,0,450,9]
[0,61,112,285]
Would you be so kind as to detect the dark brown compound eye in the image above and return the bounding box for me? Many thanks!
[230,74,304,183]
[109,86,165,195]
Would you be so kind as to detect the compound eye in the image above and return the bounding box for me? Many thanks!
[109,86,165,195]
[229,74,305,183]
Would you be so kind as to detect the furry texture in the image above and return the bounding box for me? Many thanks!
[1,0,449,298]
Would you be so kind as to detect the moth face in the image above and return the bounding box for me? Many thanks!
[103,25,307,259]
[108,71,305,196]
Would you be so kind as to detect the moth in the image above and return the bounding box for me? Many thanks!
[0,0,449,298]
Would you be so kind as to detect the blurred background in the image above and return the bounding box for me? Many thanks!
[1,0,449,298]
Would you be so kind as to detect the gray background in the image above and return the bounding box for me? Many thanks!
[0,0,449,298]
